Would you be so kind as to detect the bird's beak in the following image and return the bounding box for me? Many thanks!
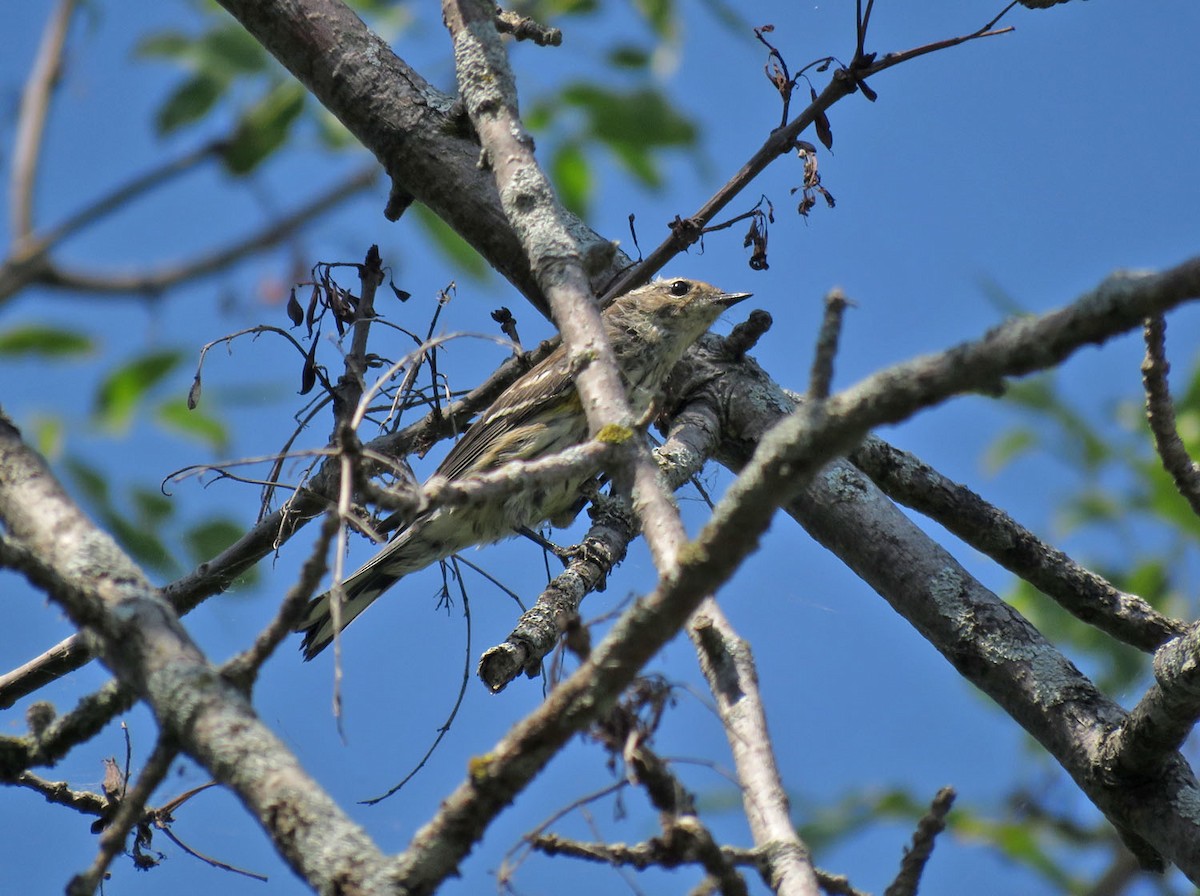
[717,291,751,308]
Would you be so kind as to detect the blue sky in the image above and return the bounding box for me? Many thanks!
[3,2,1200,894]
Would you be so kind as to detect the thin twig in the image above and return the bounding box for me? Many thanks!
[67,738,179,896]
[807,288,850,400]
[883,787,956,896]
[221,511,341,690]
[361,556,472,805]
[600,16,1014,302]
[1141,315,1200,516]
[9,0,79,244]
[1,164,378,303]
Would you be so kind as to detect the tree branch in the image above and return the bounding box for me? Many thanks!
[9,0,79,246]
[849,436,1186,652]
[0,163,378,303]
[0,412,399,894]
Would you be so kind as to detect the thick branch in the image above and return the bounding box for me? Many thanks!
[850,436,1185,652]
[214,0,624,317]
[441,0,690,578]
[0,413,398,894]
[1101,622,1200,784]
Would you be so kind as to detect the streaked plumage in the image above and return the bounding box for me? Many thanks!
[297,278,749,659]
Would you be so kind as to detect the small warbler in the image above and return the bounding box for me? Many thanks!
[298,278,749,659]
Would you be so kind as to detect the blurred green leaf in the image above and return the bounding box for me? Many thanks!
[315,108,356,149]
[562,84,697,147]
[199,23,268,73]
[609,142,660,187]
[131,487,174,525]
[185,518,258,586]
[524,103,552,132]
[64,456,111,504]
[983,426,1037,473]
[107,511,175,573]
[0,324,93,358]
[1179,360,1200,410]
[64,457,177,573]
[1136,461,1200,541]
[560,84,697,187]
[694,0,753,35]
[135,31,192,60]
[632,0,675,39]
[93,349,185,431]
[139,24,266,74]
[953,811,1075,890]
[607,45,652,69]
[222,81,307,174]
[184,518,243,561]
[413,204,491,281]
[795,787,928,851]
[156,398,230,452]
[1058,487,1124,532]
[797,785,1102,892]
[156,71,226,134]
[527,0,599,16]
[32,416,64,460]
[1002,375,1112,471]
[550,142,591,217]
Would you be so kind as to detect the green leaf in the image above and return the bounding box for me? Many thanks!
[413,204,491,281]
[795,787,929,852]
[535,0,599,15]
[631,0,675,39]
[524,101,552,132]
[556,84,698,187]
[608,142,661,188]
[952,811,1076,889]
[0,324,92,358]
[185,518,258,587]
[107,511,176,574]
[1179,361,1200,410]
[31,416,64,459]
[185,518,244,560]
[694,0,753,35]
[1059,487,1123,531]
[550,142,591,217]
[199,24,268,74]
[156,72,227,134]
[139,24,267,74]
[131,487,174,525]
[562,84,697,148]
[156,398,230,452]
[93,349,185,431]
[1002,375,1112,470]
[983,426,1036,473]
[315,108,356,149]
[1138,460,1200,541]
[63,457,178,574]
[221,81,307,175]
[135,31,193,61]
[607,45,652,69]
[64,456,110,504]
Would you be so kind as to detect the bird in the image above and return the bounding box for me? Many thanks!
[297,277,750,659]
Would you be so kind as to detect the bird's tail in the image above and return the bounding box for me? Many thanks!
[297,560,401,661]
[296,517,462,660]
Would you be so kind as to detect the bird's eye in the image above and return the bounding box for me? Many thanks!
[669,280,691,297]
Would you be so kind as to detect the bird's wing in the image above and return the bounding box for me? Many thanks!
[434,345,579,482]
